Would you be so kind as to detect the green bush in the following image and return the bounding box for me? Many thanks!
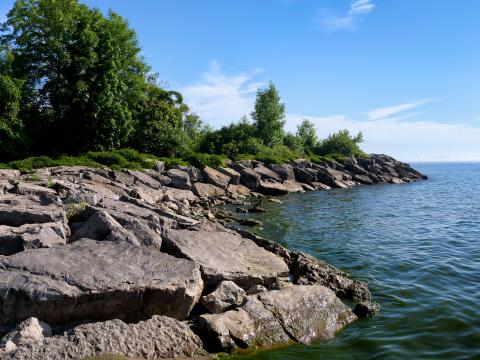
[159,157,189,168]
[185,152,228,168]
[315,129,366,158]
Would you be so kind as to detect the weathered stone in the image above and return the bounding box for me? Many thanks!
[267,164,295,181]
[293,167,317,183]
[125,170,161,189]
[0,170,20,180]
[13,183,57,200]
[202,166,230,189]
[0,317,51,353]
[198,285,357,352]
[0,222,66,255]
[353,174,374,185]
[246,285,268,295]
[354,302,380,317]
[201,280,247,314]
[192,182,225,198]
[238,218,262,227]
[0,239,204,326]
[2,316,205,360]
[187,166,204,183]
[226,184,251,198]
[167,168,192,190]
[290,252,371,303]
[217,167,240,185]
[282,180,305,193]
[162,229,289,290]
[253,165,282,182]
[239,168,262,190]
[160,187,198,203]
[154,160,165,172]
[0,195,67,228]
[63,193,98,206]
[257,181,289,196]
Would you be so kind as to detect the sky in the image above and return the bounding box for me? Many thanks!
[1,0,480,161]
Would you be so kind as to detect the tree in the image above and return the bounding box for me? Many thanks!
[0,46,27,161]
[316,129,366,158]
[251,81,285,147]
[296,119,318,154]
[1,0,148,154]
[129,84,191,157]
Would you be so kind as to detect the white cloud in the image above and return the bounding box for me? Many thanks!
[181,61,265,128]
[183,63,480,162]
[365,99,434,120]
[320,0,375,31]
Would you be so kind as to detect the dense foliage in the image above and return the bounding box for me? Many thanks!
[0,0,367,168]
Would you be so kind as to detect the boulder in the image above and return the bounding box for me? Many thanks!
[162,229,289,290]
[167,168,192,190]
[12,183,57,200]
[253,165,282,182]
[293,167,317,183]
[282,180,305,193]
[0,239,204,326]
[202,166,230,189]
[201,280,247,314]
[354,302,380,317]
[192,183,226,198]
[353,174,374,185]
[0,196,67,229]
[246,284,268,295]
[2,316,205,360]
[226,184,251,198]
[217,167,240,185]
[198,285,357,352]
[267,164,295,181]
[0,170,20,180]
[160,188,198,203]
[154,160,165,172]
[0,317,51,353]
[187,166,204,183]
[290,252,371,303]
[239,168,262,190]
[257,181,289,196]
[0,222,66,255]
[125,170,161,189]
[70,211,139,245]
[143,170,172,186]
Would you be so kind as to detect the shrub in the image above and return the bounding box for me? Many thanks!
[185,152,228,168]
[315,129,366,158]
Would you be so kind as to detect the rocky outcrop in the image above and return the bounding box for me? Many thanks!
[197,285,357,352]
[162,229,289,290]
[0,154,426,357]
[0,240,203,327]
[2,316,206,360]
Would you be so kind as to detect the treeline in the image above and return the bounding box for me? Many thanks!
[0,0,366,169]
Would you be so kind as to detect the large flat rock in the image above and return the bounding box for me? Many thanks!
[2,315,206,360]
[0,240,203,327]
[198,285,357,352]
[162,229,289,290]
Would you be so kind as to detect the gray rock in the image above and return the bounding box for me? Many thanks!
[267,164,295,181]
[290,252,372,303]
[63,193,98,206]
[167,168,192,190]
[154,160,165,172]
[226,184,251,198]
[0,195,67,229]
[253,165,282,182]
[192,182,225,198]
[246,284,268,295]
[162,229,289,290]
[201,280,247,313]
[239,168,262,190]
[293,167,317,183]
[198,285,357,352]
[143,169,172,186]
[354,301,380,317]
[2,315,205,360]
[0,239,204,326]
[0,222,66,255]
[125,170,161,189]
[257,181,289,196]
[0,170,20,180]
[217,167,240,185]
[0,317,51,353]
[202,166,230,189]
[282,180,305,193]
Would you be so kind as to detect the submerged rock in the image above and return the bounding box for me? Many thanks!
[0,239,203,327]
[2,316,206,360]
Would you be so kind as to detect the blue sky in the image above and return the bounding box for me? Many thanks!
[1,0,480,161]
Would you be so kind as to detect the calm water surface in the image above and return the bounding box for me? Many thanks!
[230,163,480,360]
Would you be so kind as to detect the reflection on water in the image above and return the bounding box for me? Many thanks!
[229,163,480,360]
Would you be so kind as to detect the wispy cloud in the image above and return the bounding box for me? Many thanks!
[183,63,480,161]
[181,61,265,128]
[319,0,376,31]
[365,99,434,120]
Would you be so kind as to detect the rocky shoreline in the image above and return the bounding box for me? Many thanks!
[0,154,427,359]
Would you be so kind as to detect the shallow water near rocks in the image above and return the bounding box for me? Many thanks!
[229,162,480,360]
